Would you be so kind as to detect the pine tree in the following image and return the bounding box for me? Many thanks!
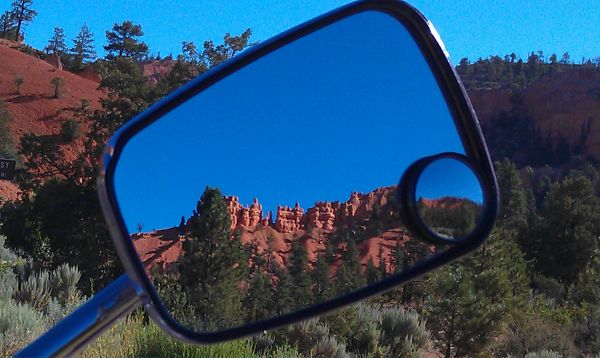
[71,24,96,71]
[178,187,248,330]
[526,176,600,284]
[243,271,274,322]
[0,11,17,39]
[10,0,36,42]
[271,262,294,315]
[391,241,404,273]
[104,20,149,60]
[288,239,313,309]
[45,27,67,56]
[332,238,366,296]
[365,256,380,285]
[425,255,511,357]
[312,248,331,302]
[378,247,387,279]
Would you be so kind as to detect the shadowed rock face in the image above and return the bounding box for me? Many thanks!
[132,185,431,275]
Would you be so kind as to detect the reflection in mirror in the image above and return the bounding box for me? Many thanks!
[114,10,471,332]
[415,158,484,240]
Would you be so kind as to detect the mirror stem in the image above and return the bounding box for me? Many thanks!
[15,274,142,358]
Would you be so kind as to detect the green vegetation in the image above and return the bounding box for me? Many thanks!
[70,24,96,72]
[8,0,37,42]
[50,76,65,98]
[60,119,82,142]
[0,100,16,160]
[13,75,23,95]
[44,27,67,59]
[0,10,599,355]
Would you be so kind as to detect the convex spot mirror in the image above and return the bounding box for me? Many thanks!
[99,0,498,344]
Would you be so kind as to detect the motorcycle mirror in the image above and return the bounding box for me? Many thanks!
[98,0,498,344]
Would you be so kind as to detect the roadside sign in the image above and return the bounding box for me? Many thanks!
[0,158,16,181]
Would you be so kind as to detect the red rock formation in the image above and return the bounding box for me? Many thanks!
[275,203,304,233]
[134,185,430,275]
[306,201,337,231]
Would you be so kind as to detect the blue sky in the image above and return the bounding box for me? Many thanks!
[113,11,466,232]
[2,0,598,63]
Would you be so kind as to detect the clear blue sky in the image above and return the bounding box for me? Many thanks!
[2,0,598,63]
[113,11,466,232]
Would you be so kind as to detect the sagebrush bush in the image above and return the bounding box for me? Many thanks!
[313,335,349,358]
[524,350,563,358]
[0,236,17,263]
[496,315,577,357]
[348,304,383,356]
[379,306,430,353]
[0,300,46,356]
[49,263,81,306]
[0,270,17,302]
[17,270,52,311]
[285,319,331,355]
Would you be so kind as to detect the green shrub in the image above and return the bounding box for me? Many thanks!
[524,350,563,358]
[133,320,257,358]
[252,332,275,355]
[496,315,578,357]
[0,300,46,356]
[49,263,81,306]
[0,235,17,263]
[379,306,430,354]
[17,270,52,311]
[83,314,260,358]
[60,118,82,142]
[313,336,349,358]
[0,270,17,302]
[347,304,383,356]
[284,319,331,355]
[266,345,303,358]
[50,77,66,98]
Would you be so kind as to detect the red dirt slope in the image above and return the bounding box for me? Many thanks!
[0,40,105,200]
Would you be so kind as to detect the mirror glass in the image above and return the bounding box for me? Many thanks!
[113,10,476,332]
[415,157,484,240]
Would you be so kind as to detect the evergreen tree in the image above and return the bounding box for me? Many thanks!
[287,239,313,309]
[425,249,512,357]
[312,248,331,302]
[70,23,96,71]
[243,271,274,322]
[494,158,528,231]
[391,241,404,273]
[104,20,149,60]
[10,0,36,42]
[178,187,248,330]
[365,256,380,285]
[377,246,387,279]
[332,238,366,296]
[525,176,600,284]
[153,30,254,98]
[0,11,17,39]
[45,27,67,57]
[271,261,294,315]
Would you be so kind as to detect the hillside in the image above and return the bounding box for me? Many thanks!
[0,39,105,200]
[470,68,600,164]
